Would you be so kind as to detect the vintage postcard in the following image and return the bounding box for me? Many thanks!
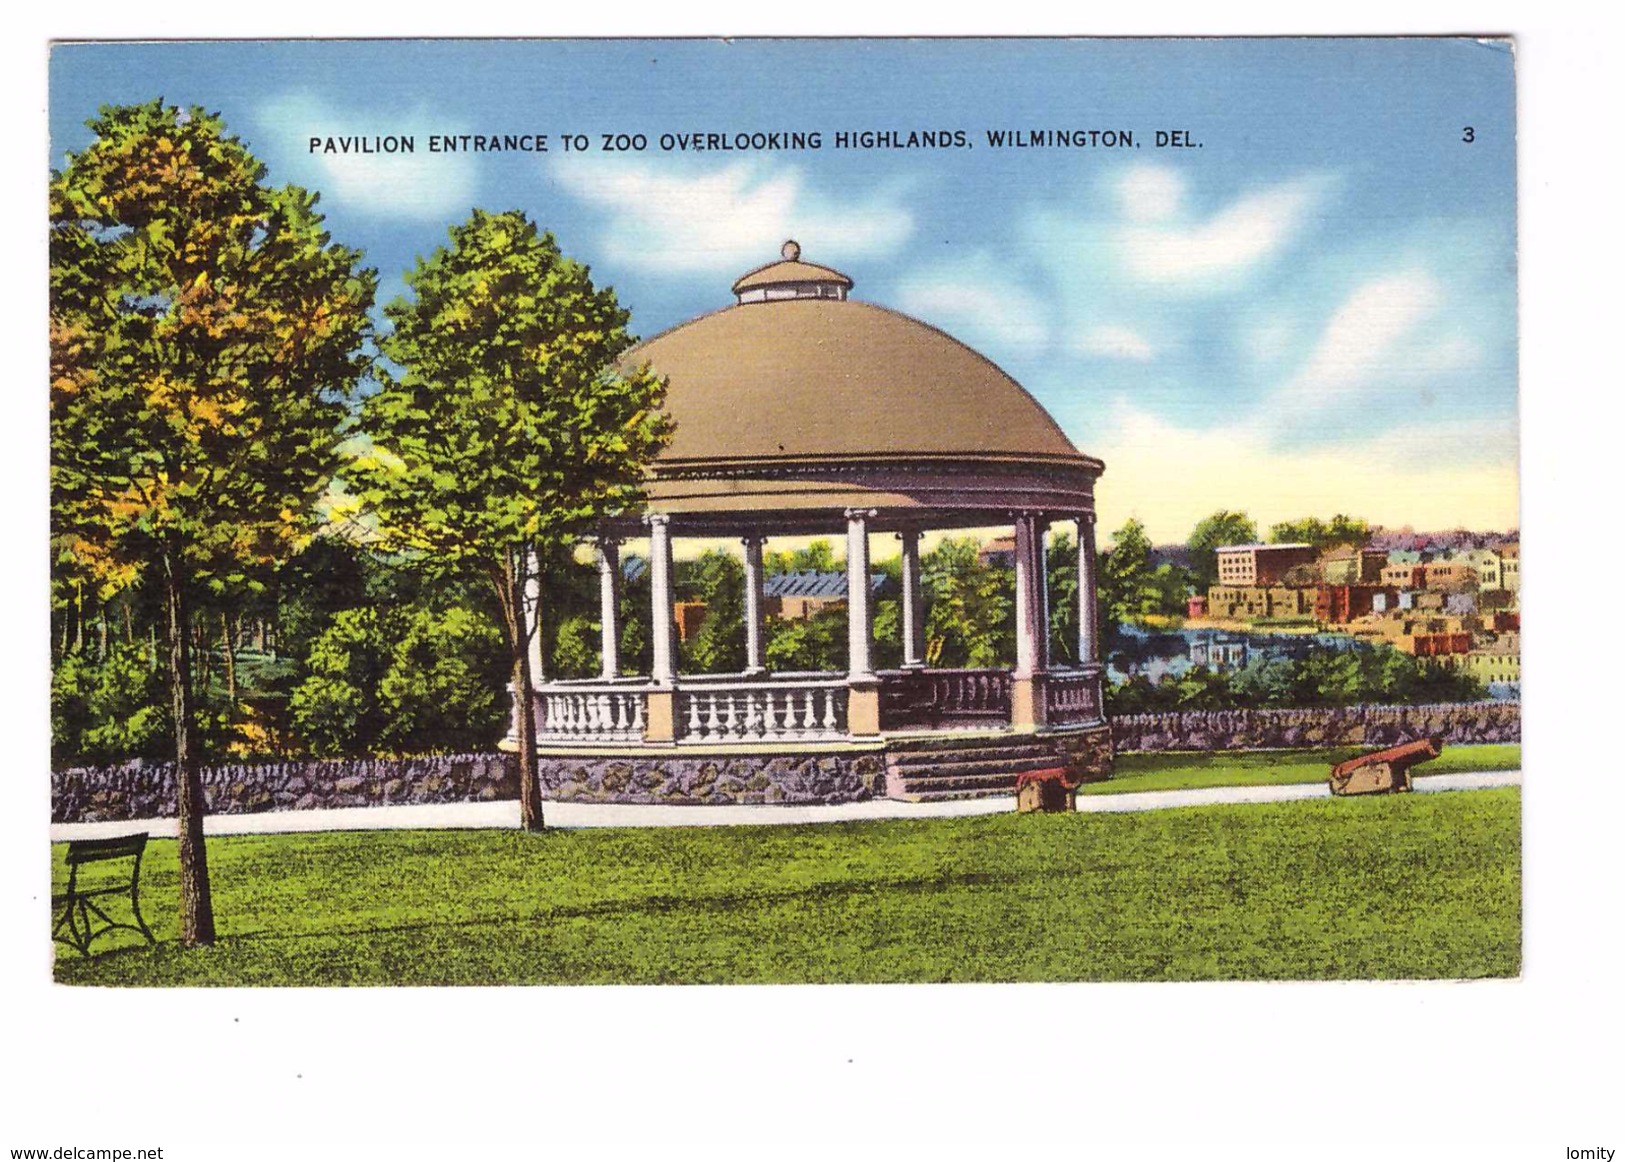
[47,37,1519,986]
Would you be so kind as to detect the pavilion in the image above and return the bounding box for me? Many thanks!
[508,242,1114,802]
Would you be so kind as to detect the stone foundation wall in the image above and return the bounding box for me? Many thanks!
[1109,702,1519,753]
[538,751,884,805]
[52,754,516,824]
[1049,724,1116,784]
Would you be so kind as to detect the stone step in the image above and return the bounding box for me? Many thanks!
[884,732,1038,754]
[892,770,1022,796]
[885,742,1057,768]
[885,754,1061,783]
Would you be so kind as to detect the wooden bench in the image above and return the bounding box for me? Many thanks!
[52,833,157,956]
[1329,739,1442,796]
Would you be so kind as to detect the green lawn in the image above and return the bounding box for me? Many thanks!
[1085,743,1520,796]
[53,788,1520,985]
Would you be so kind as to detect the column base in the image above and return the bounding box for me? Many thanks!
[645,689,677,743]
[847,677,881,737]
[1010,674,1048,730]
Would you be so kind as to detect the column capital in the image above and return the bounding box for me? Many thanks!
[892,525,923,542]
[844,507,879,523]
[592,531,624,549]
[1078,511,1097,527]
[740,532,768,549]
[643,512,671,531]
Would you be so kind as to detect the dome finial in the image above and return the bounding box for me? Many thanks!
[781,239,801,261]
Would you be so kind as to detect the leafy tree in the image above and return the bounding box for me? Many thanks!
[288,609,388,757]
[765,609,846,672]
[50,101,375,944]
[1187,510,1258,589]
[1269,514,1372,551]
[51,643,172,765]
[351,209,669,830]
[378,606,506,752]
[922,538,1012,668]
[765,540,840,575]
[677,550,746,674]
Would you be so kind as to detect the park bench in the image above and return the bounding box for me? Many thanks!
[52,833,157,956]
[1328,739,1442,796]
[1016,767,1077,814]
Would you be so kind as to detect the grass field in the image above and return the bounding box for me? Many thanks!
[1087,743,1520,796]
[53,787,1520,986]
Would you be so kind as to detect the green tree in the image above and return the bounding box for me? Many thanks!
[288,609,388,756]
[922,538,1013,668]
[351,209,669,830]
[1187,510,1259,589]
[678,550,746,674]
[1269,514,1372,551]
[50,101,375,944]
[379,606,506,752]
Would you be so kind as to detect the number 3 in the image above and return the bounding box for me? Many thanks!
[1462,126,1475,143]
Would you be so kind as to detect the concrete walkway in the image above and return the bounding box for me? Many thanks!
[49,769,1521,842]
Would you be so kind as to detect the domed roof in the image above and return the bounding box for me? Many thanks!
[626,249,1094,472]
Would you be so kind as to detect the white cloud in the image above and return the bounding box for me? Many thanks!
[1074,324,1153,361]
[1116,175,1330,289]
[1090,401,1518,544]
[1115,165,1185,223]
[550,157,913,273]
[895,260,1051,355]
[1279,270,1443,402]
[257,92,478,221]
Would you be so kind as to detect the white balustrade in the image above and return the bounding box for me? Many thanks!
[536,682,649,743]
[678,680,849,743]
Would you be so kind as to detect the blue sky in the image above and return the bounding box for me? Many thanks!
[49,38,1519,543]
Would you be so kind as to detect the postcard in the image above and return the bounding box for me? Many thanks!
[47,37,1519,987]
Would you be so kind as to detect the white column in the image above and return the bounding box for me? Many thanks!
[899,527,925,669]
[742,533,766,675]
[1013,513,1046,678]
[845,508,876,679]
[1037,520,1051,672]
[647,514,675,686]
[523,546,545,682]
[596,537,621,680]
[1077,513,1099,664]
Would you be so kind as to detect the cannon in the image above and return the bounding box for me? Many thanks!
[1328,738,1442,796]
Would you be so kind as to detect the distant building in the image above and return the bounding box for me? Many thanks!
[1382,563,1428,590]
[1321,547,1387,585]
[674,600,709,642]
[977,535,1016,568]
[1464,633,1520,688]
[1423,561,1480,592]
[1190,637,1248,671]
[1316,583,1397,624]
[1206,584,1317,620]
[1215,543,1318,587]
[1445,591,1479,616]
[1187,594,1208,619]
[763,570,887,620]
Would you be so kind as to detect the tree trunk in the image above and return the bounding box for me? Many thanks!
[165,560,216,947]
[497,549,544,832]
[221,610,237,705]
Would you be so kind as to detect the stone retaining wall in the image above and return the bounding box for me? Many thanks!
[538,751,883,805]
[1109,702,1519,753]
[52,754,516,824]
[52,702,1518,823]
